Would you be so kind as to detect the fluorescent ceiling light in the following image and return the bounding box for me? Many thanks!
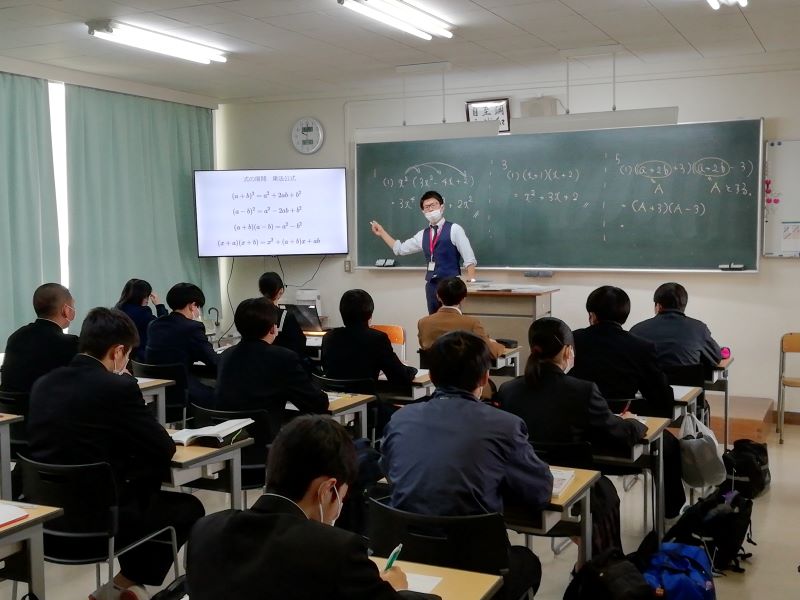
[87,20,226,64]
[339,0,454,40]
[706,0,747,9]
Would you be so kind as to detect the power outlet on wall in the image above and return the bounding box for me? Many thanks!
[344,259,352,273]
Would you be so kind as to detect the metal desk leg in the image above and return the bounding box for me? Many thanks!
[656,435,665,541]
[723,370,730,448]
[229,451,243,510]
[155,389,166,426]
[578,488,592,567]
[358,405,367,439]
[27,525,46,599]
[0,423,12,500]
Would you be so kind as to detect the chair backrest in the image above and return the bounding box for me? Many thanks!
[530,440,594,470]
[0,390,29,414]
[782,332,800,354]
[0,400,29,457]
[190,403,276,465]
[18,455,118,539]
[418,348,431,370]
[131,361,189,421]
[367,497,510,576]
[312,373,378,397]
[371,324,406,361]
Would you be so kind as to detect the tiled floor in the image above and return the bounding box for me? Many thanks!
[2,426,796,599]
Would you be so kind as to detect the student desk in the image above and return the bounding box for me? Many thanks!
[671,385,703,420]
[371,557,504,600]
[706,357,733,447]
[138,378,175,426]
[286,393,375,438]
[0,413,23,500]
[167,438,253,510]
[0,501,63,599]
[593,416,671,541]
[505,467,601,568]
[490,346,521,377]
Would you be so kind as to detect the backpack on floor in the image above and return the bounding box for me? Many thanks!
[664,489,755,573]
[722,439,771,498]
[563,548,655,600]
[643,543,716,600]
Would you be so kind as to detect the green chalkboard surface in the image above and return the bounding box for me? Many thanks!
[356,119,762,270]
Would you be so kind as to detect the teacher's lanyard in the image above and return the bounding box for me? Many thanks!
[429,226,441,258]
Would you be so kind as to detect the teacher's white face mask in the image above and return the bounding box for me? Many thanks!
[424,209,443,224]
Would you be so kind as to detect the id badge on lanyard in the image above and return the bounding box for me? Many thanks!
[428,227,440,272]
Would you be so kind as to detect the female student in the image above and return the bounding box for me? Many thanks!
[496,317,647,554]
[258,271,307,358]
[115,278,167,361]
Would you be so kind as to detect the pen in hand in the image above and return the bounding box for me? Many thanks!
[384,543,403,572]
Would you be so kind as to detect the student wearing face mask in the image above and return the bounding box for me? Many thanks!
[187,416,434,600]
[370,190,477,314]
[27,307,204,600]
[145,282,218,407]
[495,317,647,555]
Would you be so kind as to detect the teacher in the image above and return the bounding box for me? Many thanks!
[371,190,477,314]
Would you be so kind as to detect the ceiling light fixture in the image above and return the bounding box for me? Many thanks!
[87,20,226,64]
[706,0,748,9]
[338,0,453,40]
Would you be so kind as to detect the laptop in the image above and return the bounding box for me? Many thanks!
[279,303,324,334]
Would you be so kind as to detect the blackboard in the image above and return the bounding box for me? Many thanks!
[356,119,762,271]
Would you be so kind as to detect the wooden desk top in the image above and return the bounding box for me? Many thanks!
[171,437,254,468]
[546,467,601,511]
[0,502,63,537]
[412,371,432,386]
[642,417,671,442]
[0,413,23,426]
[136,378,175,391]
[327,393,374,413]
[671,385,702,404]
[371,557,503,600]
[716,357,734,370]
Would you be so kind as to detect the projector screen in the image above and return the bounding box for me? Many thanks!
[194,168,348,257]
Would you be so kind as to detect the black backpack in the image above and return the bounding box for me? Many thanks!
[664,489,755,573]
[722,439,770,498]
[563,548,655,600]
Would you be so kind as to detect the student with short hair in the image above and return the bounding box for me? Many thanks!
[1,283,78,395]
[417,276,506,358]
[215,297,328,417]
[145,282,218,407]
[321,289,416,387]
[187,416,431,600]
[28,307,204,600]
[115,278,167,361]
[381,331,551,600]
[496,317,647,554]
[571,285,674,417]
[630,282,722,372]
[258,271,307,357]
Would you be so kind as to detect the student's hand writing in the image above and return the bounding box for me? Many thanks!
[150,292,161,305]
[381,566,408,591]
[370,221,385,236]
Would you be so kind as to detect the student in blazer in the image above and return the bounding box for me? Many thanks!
[187,416,433,600]
[322,289,416,386]
[571,286,674,418]
[115,278,168,362]
[630,282,722,373]
[145,283,218,407]
[27,308,203,600]
[1,283,78,396]
[417,277,506,359]
[215,297,328,417]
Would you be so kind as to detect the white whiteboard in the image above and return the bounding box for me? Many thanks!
[764,140,800,257]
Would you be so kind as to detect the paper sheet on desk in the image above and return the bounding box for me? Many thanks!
[407,573,442,593]
[415,368,429,377]
[135,377,156,384]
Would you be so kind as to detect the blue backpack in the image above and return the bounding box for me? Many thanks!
[644,543,716,599]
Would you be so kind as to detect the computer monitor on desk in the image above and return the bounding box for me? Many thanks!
[280,303,323,333]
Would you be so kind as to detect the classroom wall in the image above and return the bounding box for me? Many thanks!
[215,68,800,411]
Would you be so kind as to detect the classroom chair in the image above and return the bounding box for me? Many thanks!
[130,361,190,427]
[188,404,274,504]
[371,324,407,362]
[367,497,534,600]
[0,391,29,458]
[777,332,800,444]
[312,374,382,443]
[14,456,179,600]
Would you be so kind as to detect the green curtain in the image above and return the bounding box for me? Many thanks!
[0,72,60,343]
[66,86,219,322]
